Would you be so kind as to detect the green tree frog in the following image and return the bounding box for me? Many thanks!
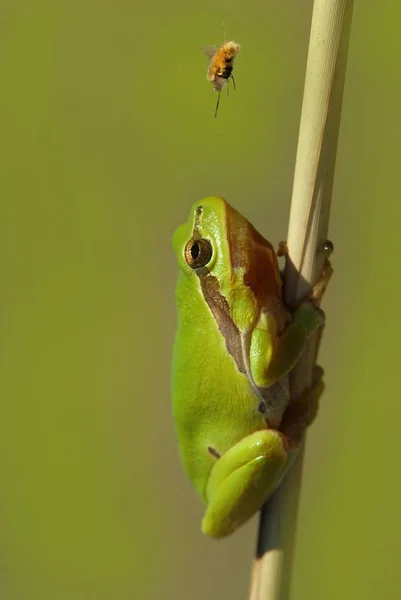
[172,196,328,538]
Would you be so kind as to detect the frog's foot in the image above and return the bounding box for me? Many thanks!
[202,429,288,538]
[291,257,333,339]
[309,258,333,305]
[277,240,288,258]
[277,238,333,262]
[279,365,324,448]
[277,239,333,306]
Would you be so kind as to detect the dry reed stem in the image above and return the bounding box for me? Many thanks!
[249,1,354,598]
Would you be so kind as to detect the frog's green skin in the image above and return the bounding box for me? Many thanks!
[172,197,323,538]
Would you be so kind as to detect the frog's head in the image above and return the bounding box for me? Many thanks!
[173,196,284,332]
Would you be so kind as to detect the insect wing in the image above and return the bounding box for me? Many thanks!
[213,76,228,92]
[202,45,219,59]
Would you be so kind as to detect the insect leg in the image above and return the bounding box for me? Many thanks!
[214,91,221,118]
[231,74,236,91]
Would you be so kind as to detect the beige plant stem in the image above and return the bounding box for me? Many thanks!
[248,1,354,599]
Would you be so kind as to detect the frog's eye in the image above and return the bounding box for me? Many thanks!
[184,238,213,269]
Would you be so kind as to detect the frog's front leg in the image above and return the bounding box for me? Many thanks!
[250,250,332,391]
[252,254,332,387]
[202,429,288,538]
[250,301,324,388]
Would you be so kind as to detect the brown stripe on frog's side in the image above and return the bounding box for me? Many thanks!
[225,202,288,333]
[196,266,246,375]
[191,204,246,375]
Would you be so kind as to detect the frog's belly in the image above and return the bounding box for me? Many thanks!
[172,321,268,499]
[174,380,267,500]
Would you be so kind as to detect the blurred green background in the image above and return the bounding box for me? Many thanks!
[1,1,400,598]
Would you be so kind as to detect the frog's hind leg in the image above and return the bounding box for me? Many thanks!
[202,429,288,538]
[279,365,324,448]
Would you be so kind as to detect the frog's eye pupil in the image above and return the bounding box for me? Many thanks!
[184,238,212,269]
[191,243,200,259]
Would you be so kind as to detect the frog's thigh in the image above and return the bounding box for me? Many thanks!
[280,365,324,447]
[202,429,288,538]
